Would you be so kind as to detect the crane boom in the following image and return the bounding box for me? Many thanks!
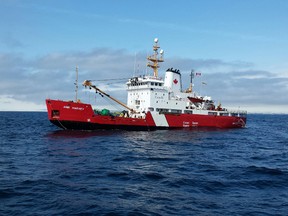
[82,80,135,113]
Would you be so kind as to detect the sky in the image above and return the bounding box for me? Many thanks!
[0,0,288,113]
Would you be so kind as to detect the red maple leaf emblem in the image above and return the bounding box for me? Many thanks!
[173,79,178,84]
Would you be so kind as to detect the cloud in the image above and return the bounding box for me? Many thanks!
[0,49,138,111]
[190,69,288,113]
[0,48,287,113]
[165,57,254,72]
[0,95,45,111]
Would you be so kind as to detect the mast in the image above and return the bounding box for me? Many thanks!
[189,69,194,93]
[147,38,164,77]
[186,70,194,93]
[82,80,135,113]
[75,66,79,102]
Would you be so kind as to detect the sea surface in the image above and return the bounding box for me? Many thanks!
[1,112,288,216]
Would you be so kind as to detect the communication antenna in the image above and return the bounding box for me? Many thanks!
[133,52,136,77]
[75,66,79,102]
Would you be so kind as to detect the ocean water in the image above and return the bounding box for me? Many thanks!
[1,112,288,216]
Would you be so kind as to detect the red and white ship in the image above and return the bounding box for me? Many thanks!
[46,38,247,130]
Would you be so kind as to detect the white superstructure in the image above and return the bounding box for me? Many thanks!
[126,39,200,117]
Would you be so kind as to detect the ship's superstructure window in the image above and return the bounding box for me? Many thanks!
[170,109,181,114]
[208,112,217,116]
[184,110,193,114]
[128,80,150,87]
[155,108,182,114]
[220,113,229,116]
[147,82,163,87]
[156,108,169,114]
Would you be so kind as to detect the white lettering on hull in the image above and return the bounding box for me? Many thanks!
[72,107,84,111]
[183,121,190,127]
[63,105,84,111]
[192,121,199,126]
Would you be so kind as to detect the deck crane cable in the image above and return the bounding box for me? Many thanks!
[90,78,130,82]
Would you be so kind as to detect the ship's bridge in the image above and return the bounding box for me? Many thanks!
[126,75,167,113]
[126,76,164,90]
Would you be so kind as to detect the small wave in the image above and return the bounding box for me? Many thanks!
[164,177,195,188]
[148,156,179,162]
[143,172,166,180]
[247,166,284,176]
[249,179,281,189]
[106,171,131,181]
[202,180,229,193]
[118,191,140,199]
[0,188,23,199]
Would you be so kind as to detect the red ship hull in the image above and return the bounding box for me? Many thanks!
[46,99,246,130]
